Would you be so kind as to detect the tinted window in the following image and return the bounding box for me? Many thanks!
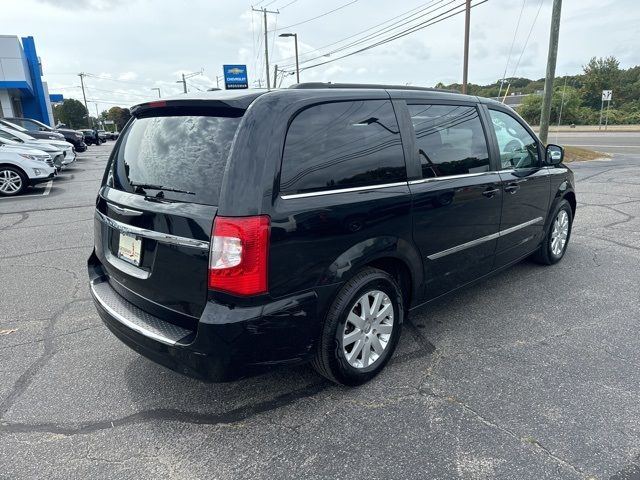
[109,112,242,205]
[280,100,406,195]
[488,109,540,169]
[408,104,489,178]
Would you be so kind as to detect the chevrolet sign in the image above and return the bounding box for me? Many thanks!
[223,64,249,90]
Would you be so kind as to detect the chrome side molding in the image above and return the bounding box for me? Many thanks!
[427,217,543,260]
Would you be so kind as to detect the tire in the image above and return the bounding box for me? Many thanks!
[312,267,403,386]
[532,199,573,265]
[0,166,28,196]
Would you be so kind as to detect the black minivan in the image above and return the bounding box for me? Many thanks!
[89,84,576,385]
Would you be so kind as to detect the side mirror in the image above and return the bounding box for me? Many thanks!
[546,144,564,166]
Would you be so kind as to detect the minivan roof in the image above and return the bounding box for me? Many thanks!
[130,84,506,115]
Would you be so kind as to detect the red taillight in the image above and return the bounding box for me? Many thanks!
[208,216,270,296]
[148,100,167,108]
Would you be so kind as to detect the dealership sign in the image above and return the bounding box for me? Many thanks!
[223,64,248,89]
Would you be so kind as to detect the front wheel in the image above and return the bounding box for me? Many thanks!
[0,167,28,196]
[532,199,573,265]
[312,267,403,386]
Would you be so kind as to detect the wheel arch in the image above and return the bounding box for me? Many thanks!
[0,162,28,179]
[319,236,423,311]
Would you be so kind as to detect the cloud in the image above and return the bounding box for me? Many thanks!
[118,72,138,81]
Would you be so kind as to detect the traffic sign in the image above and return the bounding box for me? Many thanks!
[602,90,612,101]
[223,65,248,90]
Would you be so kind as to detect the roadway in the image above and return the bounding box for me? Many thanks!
[1,146,639,479]
[552,131,640,155]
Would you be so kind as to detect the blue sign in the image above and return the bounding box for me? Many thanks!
[223,64,248,90]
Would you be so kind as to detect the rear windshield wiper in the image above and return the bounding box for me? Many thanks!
[129,182,195,195]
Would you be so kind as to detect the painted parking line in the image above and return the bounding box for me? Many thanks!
[0,179,53,200]
[43,180,53,196]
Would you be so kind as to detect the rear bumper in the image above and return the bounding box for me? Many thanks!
[88,251,332,381]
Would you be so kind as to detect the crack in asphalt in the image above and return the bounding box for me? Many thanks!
[0,245,92,261]
[0,212,29,231]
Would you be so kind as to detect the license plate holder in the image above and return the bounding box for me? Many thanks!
[118,232,142,266]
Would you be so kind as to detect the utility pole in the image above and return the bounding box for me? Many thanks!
[93,102,100,129]
[216,76,220,89]
[78,73,90,127]
[176,71,202,94]
[539,0,562,145]
[181,73,187,93]
[462,0,471,94]
[273,65,278,88]
[252,6,279,89]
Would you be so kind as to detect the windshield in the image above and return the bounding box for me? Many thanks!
[0,119,29,133]
[0,130,24,143]
[109,110,242,205]
[0,126,32,142]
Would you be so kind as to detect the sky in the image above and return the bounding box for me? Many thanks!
[4,0,639,113]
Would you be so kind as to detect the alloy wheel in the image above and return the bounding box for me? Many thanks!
[550,209,569,256]
[342,290,394,369]
[0,170,23,194]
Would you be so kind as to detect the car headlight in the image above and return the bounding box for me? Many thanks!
[19,153,39,161]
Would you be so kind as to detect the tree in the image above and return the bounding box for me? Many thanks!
[517,86,582,125]
[52,99,89,128]
[105,106,132,131]
[581,56,621,109]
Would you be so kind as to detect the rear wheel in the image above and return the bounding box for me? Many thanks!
[0,167,28,196]
[312,267,403,386]
[532,199,573,265]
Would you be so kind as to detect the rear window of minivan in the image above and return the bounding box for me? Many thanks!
[109,110,242,205]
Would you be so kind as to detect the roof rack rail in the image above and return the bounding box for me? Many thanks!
[289,82,460,93]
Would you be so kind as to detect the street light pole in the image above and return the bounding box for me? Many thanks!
[151,87,161,98]
[279,32,300,84]
[78,72,91,127]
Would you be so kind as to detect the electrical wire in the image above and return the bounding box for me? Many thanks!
[84,73,151,87]
[497,0,526,98]
[284,0,486,73]
[273,0,443,65]
[279,0,455,69]
[278,0,298,9]
[510,0,544,78]
[275,0,359,32]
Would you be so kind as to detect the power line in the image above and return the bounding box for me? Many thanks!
[84,73,151,87]
[185,81,204,91]
[272,0,442,65]
[510,0,544,78]
[280,0,455,69]
[85,86,151,98]
[278,0,299,9]
[275,0,358,32]
[498,0,526,98]
[287,0,487,73]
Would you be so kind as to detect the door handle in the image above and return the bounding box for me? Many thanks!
[504,183,520,194]
[482,187,500,198]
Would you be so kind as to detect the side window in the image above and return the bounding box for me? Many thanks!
[488,109,540,169]
[408,104,489,178]
[280,100,405,195]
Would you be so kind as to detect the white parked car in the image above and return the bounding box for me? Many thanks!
[0,125,76,167]
[0,144,56,196]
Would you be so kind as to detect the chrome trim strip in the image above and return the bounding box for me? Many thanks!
[107,202,143,216]
[408,171,494,185]
[104,250,150,279]
[95,210,209,251]
[90,280,178,346]
[427,217,543,260]
[280,182,407,200]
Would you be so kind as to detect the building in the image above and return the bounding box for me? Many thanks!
[0,35,55,125]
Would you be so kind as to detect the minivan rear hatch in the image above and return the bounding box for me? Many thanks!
[94,103,243,328]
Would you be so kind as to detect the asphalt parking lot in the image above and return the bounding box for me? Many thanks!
[1,144,639,480]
